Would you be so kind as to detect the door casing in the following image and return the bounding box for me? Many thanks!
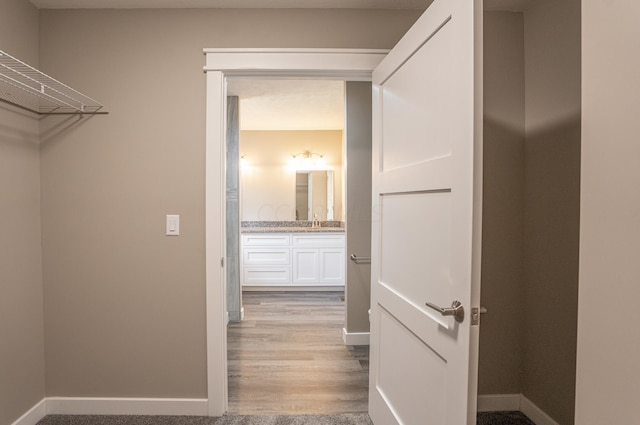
[203,48,388,416]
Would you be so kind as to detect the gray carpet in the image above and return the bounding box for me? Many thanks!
[38,412,533,424]
[477,411,535,425]
[38,417,218,425]
[37,414,372,425]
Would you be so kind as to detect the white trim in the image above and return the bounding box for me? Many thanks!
[203,48,389,54]
[520,395,560,425]
[476,394,560,425]
[45,398,208,416]
[203,48,388,80]
[205,69,229,417]
[342,328,370,346]
[204,48,386,416]
[476,394,521,412]
[11,399,46,425]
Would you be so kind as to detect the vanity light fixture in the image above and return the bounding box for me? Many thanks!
[240,155,250,170]
[289,151,326,170]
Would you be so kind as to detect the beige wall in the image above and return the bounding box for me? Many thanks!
[38,8,420,398]
[523,0,581,423]
[479,11,525,396]
[0,1,45,424]
[576,1,640,423]
[240,130,344,222]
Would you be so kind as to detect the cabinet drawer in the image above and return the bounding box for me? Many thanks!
[242,267,291,285]
[243,248,290,266]
[292,234,345,248]
[242,233,290,247]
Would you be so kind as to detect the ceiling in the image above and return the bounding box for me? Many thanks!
[29,0,534,11]
[227,80,345,131]
[29,0,431,9]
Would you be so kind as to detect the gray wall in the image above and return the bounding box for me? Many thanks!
[576,1,640,423]
[226,96,241,322]
[479,11,525,396]
[480,4,580,423]
[38,8,421,398]
[523,1,581,423]
[0,1,46,423]
[344,82,373,335]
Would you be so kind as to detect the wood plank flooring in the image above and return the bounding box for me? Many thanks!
[227,292,369,415]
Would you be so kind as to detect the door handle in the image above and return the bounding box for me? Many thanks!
[350,254,371,264]
[425,300,465,323]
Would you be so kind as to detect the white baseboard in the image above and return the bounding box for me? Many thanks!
[477,394,559,425]
[11,398,46,425]
[342,328,370,346]
[477,394,521,412]
[520,395,560,425]
[240,307,245,320]
[46,397,208,416]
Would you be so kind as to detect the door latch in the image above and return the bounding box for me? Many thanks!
[471,307,488,326]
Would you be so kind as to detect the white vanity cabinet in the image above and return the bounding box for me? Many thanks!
[241,232,345,288]
[291,234,345,285]
[241,233,291,286]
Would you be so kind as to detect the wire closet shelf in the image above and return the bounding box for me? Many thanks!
[0,49,106,115]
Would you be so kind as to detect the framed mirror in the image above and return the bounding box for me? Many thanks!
[295,170,334,221]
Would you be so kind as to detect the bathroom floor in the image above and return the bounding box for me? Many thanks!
[227,291,369,415]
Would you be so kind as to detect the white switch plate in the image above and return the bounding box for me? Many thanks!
[166,214,180,236]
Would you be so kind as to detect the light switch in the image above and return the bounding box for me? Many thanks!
[166,214,180,236]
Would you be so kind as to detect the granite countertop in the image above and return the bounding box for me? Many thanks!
[240,220,345,233]
[241,226,345,233]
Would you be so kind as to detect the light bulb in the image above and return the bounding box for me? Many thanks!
[289,156,299,170]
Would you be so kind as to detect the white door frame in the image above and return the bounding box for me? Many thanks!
[204,48,388,416]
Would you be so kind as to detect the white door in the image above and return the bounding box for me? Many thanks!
[368,0,483,424]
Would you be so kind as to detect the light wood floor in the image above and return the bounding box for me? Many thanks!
[227,292,369,415]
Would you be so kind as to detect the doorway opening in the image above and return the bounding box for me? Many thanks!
[224,78,371,414]
[203,48,387,417]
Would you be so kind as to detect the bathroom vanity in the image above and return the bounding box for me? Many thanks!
[240,223,345,289]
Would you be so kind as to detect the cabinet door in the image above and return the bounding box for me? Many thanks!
[319,248,345,284]
[292,249,319,284]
